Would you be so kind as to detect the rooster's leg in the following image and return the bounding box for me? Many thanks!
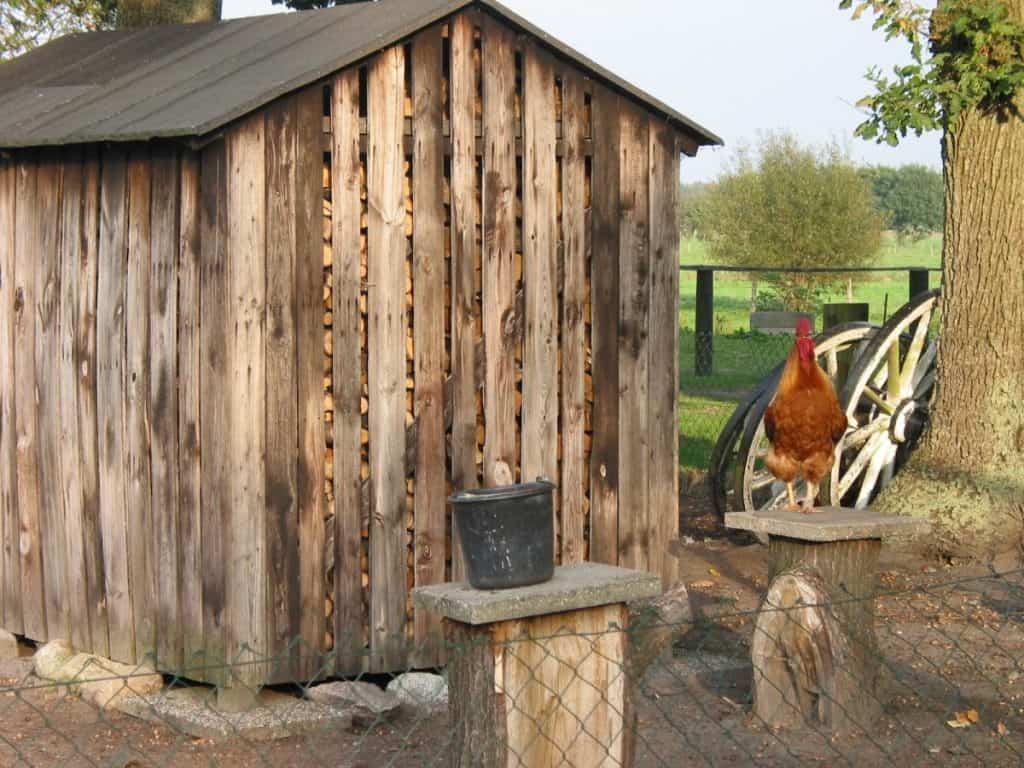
[802,482,818,515]
[786,482,801,512]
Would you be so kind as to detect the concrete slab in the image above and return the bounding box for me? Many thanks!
[725,507,932,543]
[0,630,18,659]
[412,563,662,626]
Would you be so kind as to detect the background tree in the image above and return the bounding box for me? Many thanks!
[117,0,220,28]
[842,0,1024,557]
[695,133,884,313]
[272,0,371,9]
[859,163,944,238]
[677,182,712,239]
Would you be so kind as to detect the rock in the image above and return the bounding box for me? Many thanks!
[386,672,448,710]
[0,629,21,659]
[33,640,164,710]
[307,680,400,717]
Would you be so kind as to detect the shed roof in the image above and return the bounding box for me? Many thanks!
[0,0,722,150]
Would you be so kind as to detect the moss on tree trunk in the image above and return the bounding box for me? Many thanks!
[872,0,1024,559]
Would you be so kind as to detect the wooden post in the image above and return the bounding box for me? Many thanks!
[908,268,930,300]
[695,268,714,377]
[725,508,930,735]
[414,564,661,768]
[823,303,869,384]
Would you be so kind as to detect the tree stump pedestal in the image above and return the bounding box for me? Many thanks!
[726,507,930,734]
[412,563,662,768]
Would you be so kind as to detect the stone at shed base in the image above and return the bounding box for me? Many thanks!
[119,687,352,741]
[0,630,18,659]
[216,684,261,714]
[387,672,448,711]
[306,680,401,727]
[33,640,163,710]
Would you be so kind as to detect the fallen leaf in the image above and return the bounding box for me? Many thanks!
[947,719,970,729]
[997,722,1009,736]
[966,709,980,723]
[690,580,715,589]
[708,567,721,577]
[947,709,980,729]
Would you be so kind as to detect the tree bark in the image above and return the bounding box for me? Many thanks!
[872,0,1024,558]
[117,0,221,28]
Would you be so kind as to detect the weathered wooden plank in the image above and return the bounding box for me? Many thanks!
[331,69,365,672]
[126,150,155,664]
[480,18,517,489]
[560,70,587,565]
[411,27,447,665]
[149,147,182,670]
[449,14,479,583]
[588,88,621,567]
[264,96,300,680]
[58,149,89,651]
[648,124,680,590]
[0,156,22,635]
[199,140,229,682]
[225,116,268,687]
[617,107,650,572]
[178,152,202,673]
[35,152,68,641]
[522,47,559,524]
[97,148,134,661]
[78,148,108,658]
[367,45,408,671]
[14,156,46,642]
[294,86,325,682]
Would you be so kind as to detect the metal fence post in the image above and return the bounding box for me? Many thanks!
[909,268,930,299]
[695,268,714,377]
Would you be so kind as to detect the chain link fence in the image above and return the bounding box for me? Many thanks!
[3,564,1023,766]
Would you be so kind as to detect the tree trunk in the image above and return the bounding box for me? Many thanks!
[117,0,221,28]
[872,0,1024,558]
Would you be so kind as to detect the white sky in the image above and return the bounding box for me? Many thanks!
[221,0,943,183]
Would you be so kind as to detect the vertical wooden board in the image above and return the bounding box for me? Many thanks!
[35,153,68,641]
[199,141,228,681]
[332,69,365,670]
[411,27,447,663]
[264,96,300,679]
[560,71,587,565]
[178,152,202,672]
[617,107,650,572]
[449,14,479,583]
[126,151,155,664]
[522,47,559,509]
[647,124,681,590]
[78,149,107,658]
[367,45,408,670]
[14,157,46,642]
[97,149,134,662]
[0,157,22,634]
[480,18,517,488]
[588,87,621,567]
[58,150,90,651]
[225,116,268,687]
[294,86,325,681]
[150,147,182,670]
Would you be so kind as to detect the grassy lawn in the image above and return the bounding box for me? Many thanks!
[676,234,942,471]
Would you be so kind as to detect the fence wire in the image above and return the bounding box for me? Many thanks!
[2,566,1023,767]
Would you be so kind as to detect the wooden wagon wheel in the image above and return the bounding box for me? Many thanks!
[827,289,940,509]
[709,380,773,519]
[734,322,881,514]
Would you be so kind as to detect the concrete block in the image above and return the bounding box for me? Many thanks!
[725,507,932,543]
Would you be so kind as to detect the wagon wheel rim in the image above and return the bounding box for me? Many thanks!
[736,322,881,513]
[709,379,773,519]
[829,290,940,509]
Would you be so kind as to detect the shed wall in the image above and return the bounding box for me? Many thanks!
[0,10,682,683]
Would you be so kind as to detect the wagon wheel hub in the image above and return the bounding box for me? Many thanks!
[889,400,918,444]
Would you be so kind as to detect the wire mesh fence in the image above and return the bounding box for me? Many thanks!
[3,564,1024,767]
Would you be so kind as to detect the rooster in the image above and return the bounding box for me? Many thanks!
[763,317,849,513]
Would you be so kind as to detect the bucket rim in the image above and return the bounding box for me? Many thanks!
[448,479,556,504]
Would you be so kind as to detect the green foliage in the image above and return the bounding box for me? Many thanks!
[842,0,1024,144]
[693,133,885,312]
[859,164,944,237]
[272,0,373,10]
[1,0,115,58]
[677,182,713,239]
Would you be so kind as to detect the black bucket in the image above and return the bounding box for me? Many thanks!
[449,480,556,590]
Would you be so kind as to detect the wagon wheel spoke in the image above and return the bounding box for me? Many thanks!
[855,441,896,509]
[912,339,939,392]
[826,349,839,378]
[861,385,896,415]
[898,306,935,396]
[838,430,886,498]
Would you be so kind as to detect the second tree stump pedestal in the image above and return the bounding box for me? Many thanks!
[726,507,930,734]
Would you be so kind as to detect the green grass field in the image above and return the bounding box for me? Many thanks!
[676,234,942,471]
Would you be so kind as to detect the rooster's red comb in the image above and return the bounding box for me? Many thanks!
[796,317,812,337]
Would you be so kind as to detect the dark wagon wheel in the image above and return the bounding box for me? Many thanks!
[709,380,773,520]
[827,289,940,509]
[734,322,881,513]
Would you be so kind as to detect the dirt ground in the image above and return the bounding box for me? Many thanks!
[4,480,1024,767]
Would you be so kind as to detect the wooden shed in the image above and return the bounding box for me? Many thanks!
[0,0,721,686]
